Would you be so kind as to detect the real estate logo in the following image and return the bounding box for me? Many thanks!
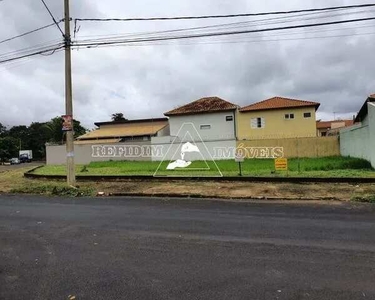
[153,123,223,177]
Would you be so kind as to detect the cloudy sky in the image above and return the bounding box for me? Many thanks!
[0,0,374,129]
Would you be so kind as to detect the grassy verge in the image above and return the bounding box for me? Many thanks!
[0,166,94,196]
[32,156,375,178]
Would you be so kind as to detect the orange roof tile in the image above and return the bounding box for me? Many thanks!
[76,121,168,140]
[164,97,238,116]
[316,120,354,129]
[240,96,320,112]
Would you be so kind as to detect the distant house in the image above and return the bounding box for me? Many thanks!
[316,119,354,137]
[46,118,170,165]
[75,118,169,144]
[237,96,320,140]
[340,94,375,167]
[164,96,238,141]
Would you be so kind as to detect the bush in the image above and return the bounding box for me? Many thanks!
[351,194,375,203]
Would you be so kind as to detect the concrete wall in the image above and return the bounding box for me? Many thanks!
[156,125,170,137]
[168,111,236,141]
[237,106,317,140]
[46,141,152,165]
[369,103,375,168]
[236,136,339,158]
[340,103,375,167]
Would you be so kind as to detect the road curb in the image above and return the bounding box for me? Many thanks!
[104,192,340,202]
[24,168,375,184]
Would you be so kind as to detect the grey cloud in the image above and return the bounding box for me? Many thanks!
[1,0,374,128]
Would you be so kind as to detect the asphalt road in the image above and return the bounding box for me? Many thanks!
[1,196,375,300]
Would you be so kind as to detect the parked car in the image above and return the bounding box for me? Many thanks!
[9,158,20,165]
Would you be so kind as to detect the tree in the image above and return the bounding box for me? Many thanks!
[0,137,19,161]
[8,125,29,150]
[28,122,51,160]
[0,123,7,137]
[111,113,127,122]
[1,117,88,160]
[44,117,88,144]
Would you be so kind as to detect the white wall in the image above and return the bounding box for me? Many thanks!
[168,111,236,141]
[151,138,236,161]
[46,141,152,165]
[340,103,375,167]
[368,103,375,168]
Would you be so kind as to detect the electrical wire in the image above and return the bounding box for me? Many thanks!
[0,40,63,60]
[73,16,375,48]
[74,9,375,44]
[86,29,375,49]
[40,0,65,37]
[0,44,65,65]
[0,22,62,45]
[74,3,375,22]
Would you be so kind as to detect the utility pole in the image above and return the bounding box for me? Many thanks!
[64,0,75,185]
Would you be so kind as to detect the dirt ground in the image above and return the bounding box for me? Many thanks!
[0,162,43,172]
[0,166,374,201]
[89,180,375,201]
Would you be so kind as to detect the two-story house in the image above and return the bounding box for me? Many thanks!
[151,97,239,161]
[164,96,238,141]
[237,96,320,140]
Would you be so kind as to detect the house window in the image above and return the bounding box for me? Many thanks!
[304,112,312,118]
[226,115,233,121]
[251,117,265,129]
[321,132,327,137]
[200,124,211,130]
[285,113,295,120]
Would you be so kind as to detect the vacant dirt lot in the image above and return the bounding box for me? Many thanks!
[92,180,375,201]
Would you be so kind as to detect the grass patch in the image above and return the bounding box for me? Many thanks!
[351,194,375,203]
[32,156,375,178]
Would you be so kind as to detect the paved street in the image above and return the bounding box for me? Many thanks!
[1,195,375,300]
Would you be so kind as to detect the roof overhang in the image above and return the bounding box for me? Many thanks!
[94,117,168,127]
[354,96,375,123]
[164,107,237,117]
[240,103,320,113]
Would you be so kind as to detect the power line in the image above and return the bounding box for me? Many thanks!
[74,3,375,22]
[75,9,375,44]
[74,16,375,48]
[0,44,64,65]
[0,23,60,45]
[40,0,65,37]
[85,27,375,49]
[0,40,63,60]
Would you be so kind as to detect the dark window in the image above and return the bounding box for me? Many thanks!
[200,124,211,130]
[322,132,327,137]
[304,112,312,118]
[285,113,294,119]
[251,117,265,128]
[226,115,233,121]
